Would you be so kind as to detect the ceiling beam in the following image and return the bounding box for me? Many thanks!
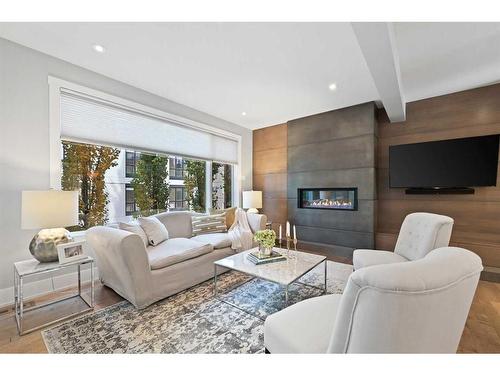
[351,22,406,122]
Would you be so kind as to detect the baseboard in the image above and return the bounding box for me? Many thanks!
[481,266,500,283]
[0,266,100,309]
[297,240,354,259]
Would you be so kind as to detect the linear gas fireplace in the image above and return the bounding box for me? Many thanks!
[298,188,358,211]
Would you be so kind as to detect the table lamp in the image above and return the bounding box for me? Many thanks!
[242,190,262,214]
[21,190,79,263]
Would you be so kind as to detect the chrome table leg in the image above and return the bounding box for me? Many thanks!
[77,264,81,296]
[213,264,218,298]
[324,260,328,294]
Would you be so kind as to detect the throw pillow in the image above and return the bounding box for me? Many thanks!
[118,221,149,247]
[192,213,227,236]
[138,216,169,246]
[209,207,237,229]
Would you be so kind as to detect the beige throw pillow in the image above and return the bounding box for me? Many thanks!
[209,207,237,229]
[118,221,149,247]
[138,216,169,246]
[192,213,227,236]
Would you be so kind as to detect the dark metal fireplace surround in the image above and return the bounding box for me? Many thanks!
[298,188,358,211]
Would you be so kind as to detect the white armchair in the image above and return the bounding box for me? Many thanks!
[264,247,482,353]
[353,212,454,270]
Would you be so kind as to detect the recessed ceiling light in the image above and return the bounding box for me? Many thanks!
[241,112,247,116]
[93,44,105,53]
[329,83,337,91]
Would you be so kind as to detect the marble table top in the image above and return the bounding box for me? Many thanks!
[214,248,326,286]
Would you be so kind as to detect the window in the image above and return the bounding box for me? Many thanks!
[169,157,186,179]
[169,186,188,211]
[125,184,137,216]
[55,80,240,231]
[61,140,121,230]
[184,159,207,213]
[125,151,139,177]
[212,162,233,209]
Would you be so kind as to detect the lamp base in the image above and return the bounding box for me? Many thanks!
[29,228,72,263]
[247,208,259,214]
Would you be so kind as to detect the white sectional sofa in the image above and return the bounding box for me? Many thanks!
[87,210,267,308]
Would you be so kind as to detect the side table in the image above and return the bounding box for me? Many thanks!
[14,256,95,335]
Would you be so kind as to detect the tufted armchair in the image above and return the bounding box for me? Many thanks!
[353,212,454,270]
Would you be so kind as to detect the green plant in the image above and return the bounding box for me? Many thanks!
[254,229,276,249]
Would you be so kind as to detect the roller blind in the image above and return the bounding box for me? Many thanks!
[60,91,239,164]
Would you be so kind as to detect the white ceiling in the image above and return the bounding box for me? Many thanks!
[394,22,500,102]
[1,22,499,129]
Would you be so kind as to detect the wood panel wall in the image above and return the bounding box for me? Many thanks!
[253,124,287,233]
[376,83,500,268]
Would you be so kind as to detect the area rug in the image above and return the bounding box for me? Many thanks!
[42,260,352,353]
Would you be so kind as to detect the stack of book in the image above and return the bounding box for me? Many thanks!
[247,250,286,265]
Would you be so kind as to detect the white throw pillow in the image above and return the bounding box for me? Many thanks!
[118,221,149,248]
[138,216,169,246]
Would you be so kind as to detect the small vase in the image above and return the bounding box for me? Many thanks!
[258,244,273,257]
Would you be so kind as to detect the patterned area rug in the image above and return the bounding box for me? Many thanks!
[42,260,352,353]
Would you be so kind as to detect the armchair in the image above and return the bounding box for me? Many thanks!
[264,247,482,353]
[353,212,454,270]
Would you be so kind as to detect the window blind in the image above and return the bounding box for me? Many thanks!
[60,91,239,164]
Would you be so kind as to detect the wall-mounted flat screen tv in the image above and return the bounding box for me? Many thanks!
[389,135,499,188]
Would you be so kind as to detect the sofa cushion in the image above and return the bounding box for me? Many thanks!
[353,249,408,270]
[192,213,227,236]
[154,211,193,238]
[146,238,213,270]
[138,216,169,246]
[191,233,232,249]
[264,294,342,353]
[118,221,149,247]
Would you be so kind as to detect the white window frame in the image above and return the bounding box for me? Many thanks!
[48,76,241,209]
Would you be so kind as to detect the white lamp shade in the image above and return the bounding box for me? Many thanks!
[22,190,79,229]
[242,191,262,209]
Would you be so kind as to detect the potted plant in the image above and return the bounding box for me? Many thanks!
[254,229,276,257]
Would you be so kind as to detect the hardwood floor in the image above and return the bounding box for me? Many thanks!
[0,259,498,353]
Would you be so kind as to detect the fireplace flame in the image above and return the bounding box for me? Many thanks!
[305,199,353,208]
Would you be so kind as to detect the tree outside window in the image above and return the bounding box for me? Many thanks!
[131,153,170,217]
[184,159,206,212]
[61,141,121,231]
[212,162,233,210]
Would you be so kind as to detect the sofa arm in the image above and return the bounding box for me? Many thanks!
[86,226,153,308]
[247,213,268,233]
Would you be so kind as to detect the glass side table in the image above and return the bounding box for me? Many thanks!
[14,256,95,335]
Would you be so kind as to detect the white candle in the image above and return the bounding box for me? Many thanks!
[279,224,282,240]
[293,225,297,240]
[286,221,290,237]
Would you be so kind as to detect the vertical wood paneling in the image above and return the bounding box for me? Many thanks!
[376,83,500,268]
[253,124,287,232]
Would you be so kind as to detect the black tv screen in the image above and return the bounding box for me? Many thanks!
[389,135,499,188]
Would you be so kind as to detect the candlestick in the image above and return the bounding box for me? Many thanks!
[293,225,297,240]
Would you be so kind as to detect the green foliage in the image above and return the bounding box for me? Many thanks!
[61,141,120,230]
[254,229,276,249]
[131,153,169,216]
[185,159,206,212]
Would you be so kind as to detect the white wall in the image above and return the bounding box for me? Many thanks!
[0,37,253,301]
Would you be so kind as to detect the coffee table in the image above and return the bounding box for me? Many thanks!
[213,248,327,320]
